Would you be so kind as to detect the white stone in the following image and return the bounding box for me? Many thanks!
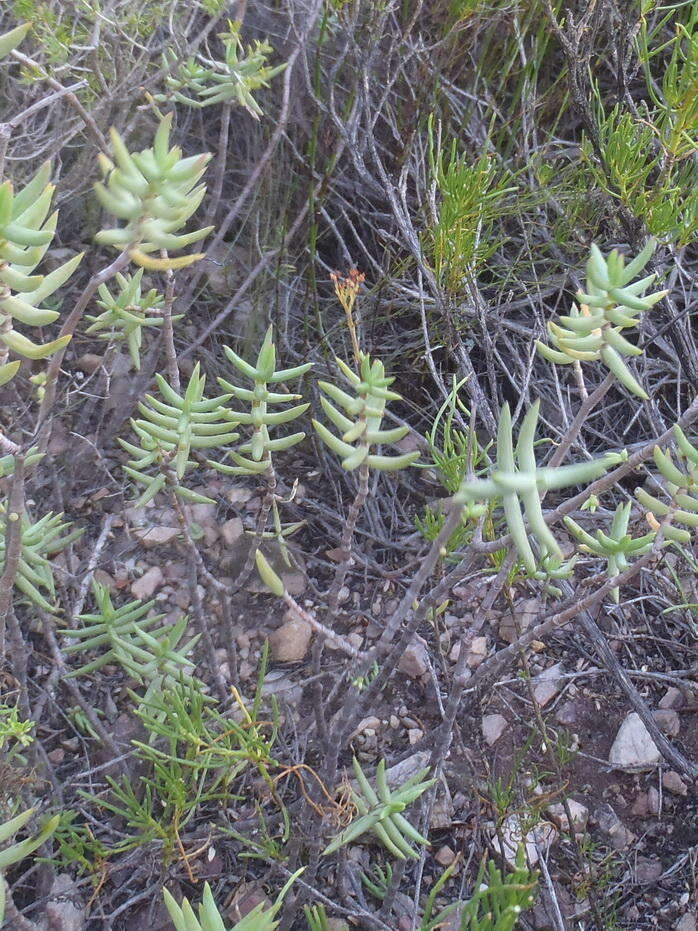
[609,713,661,772]
[481,713,507,746]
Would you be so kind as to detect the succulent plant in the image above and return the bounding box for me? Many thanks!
[0,807,59,925]
[86,268,169,370]
[313,353,419,472]
[155,50,214,108]
[0,508,82,612]
[197,22,287,117]
[537,240,666,398]
[163,869,303,931]
[94,114,213,270]
[457,401,622,575]
[0,161,83,381]
[565,501,655,602]
[63,580,200,701]
[120,363,238,505]
[635,425,698,545]
[209,326,311,477]
[322,757,434,859]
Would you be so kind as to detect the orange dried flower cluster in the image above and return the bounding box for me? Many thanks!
[331,268,365,361]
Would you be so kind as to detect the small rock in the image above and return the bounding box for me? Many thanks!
[675,915,697,931]
[45,874,86,931]
[654,709,680,736]
[385,752,430,789]
[399,637,429,679]
[491,814,557,867]
[354,716,381,737]
[659,687,684,710]
[132,525,180,547]
[533,662,563,707]
[647,786,660,815]
[635,857,662,883]
[481,713,507,746]
[595,803,635,850]
[76,352,102,374]
[467,636,488,668]
[429,785,454,830]
[555,699,582,726]
[269,618,312,662]
[662,771,688,796]
[220,517,244,546]
[498,597,538,644]
[546,799,588,833]
[408,728,424,744]
[131,565,164,600]
[435,844,456,866]
[609,712,661,772]
[631,792,649,817]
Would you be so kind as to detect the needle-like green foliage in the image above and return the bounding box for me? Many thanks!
[163,869,303,931]
[635,425,698,545]
[95,114,213,271]
[86,268,169,370]
[537,240,666,398]
[209,326,311,476]
[322,758,434,859]
[565,501,656,603]
[313,353,419,472]
[120,363,238,505]
[0,508,82,612]
[0,807,60,925]
[0,161,83,381]
[457,401,621,575]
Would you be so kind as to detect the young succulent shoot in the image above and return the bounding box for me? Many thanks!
[526,552,578,598]
[457,401,622,576]
[322,758,434,860]
[86,269,170,370]
[313,352,419,472]
[0,161,83,381]
[565,501,656,603]
[209,326,311,477]
[197,22,287,117]
[64,582,201,720]
[94,113,213,270]
[0,22,32,60]
[154,50,214,108]
[120,363,238,506]
[537,240,666,398]
[635,425,698,545]
[0,509,82,613]
[0,807,60,925]
[163,869,303,931]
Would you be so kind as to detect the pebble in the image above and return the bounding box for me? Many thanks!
[398,637,429,679]
[659,687,684,710]
[662,771,688,796]
[676,915,697,931]
[654,709,680,736]
[533,662,563,707]
[608,712,661,772]
[491,814,557,867]
[435,844,456,866]
[131,565,164,599]
[546,799,589,833]
[269,618,312,662]
[481,713,508,746]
